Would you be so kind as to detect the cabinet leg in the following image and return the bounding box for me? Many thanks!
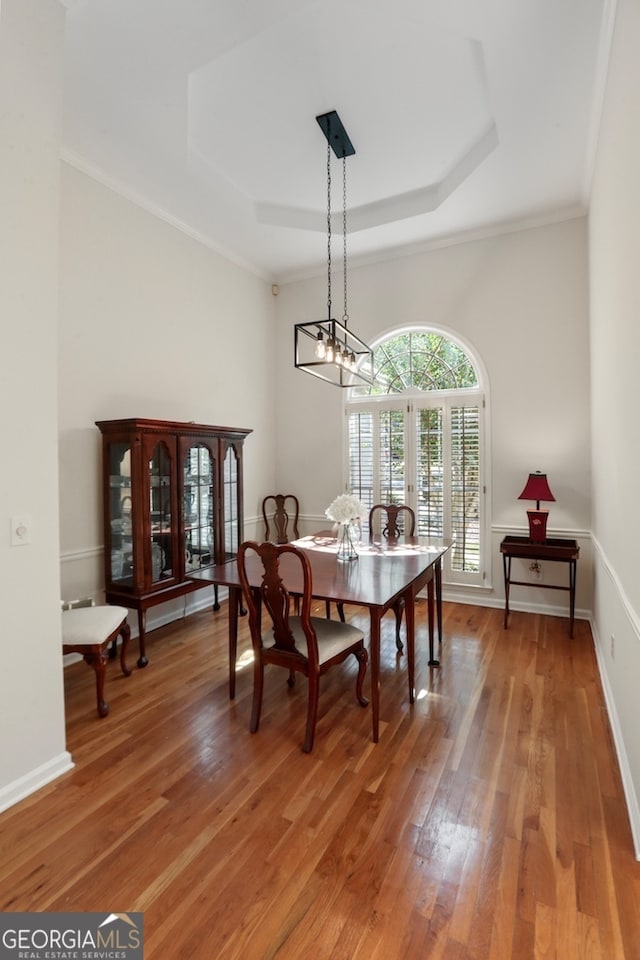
[137,609,149,668]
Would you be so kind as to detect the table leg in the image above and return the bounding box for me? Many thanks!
[569,559,577,638]
[435,557,443,647]
[503,553,511,629]
[368,611,381,743]
[404,587,415,703]
[427,577,438,666]
[228,585,240,699]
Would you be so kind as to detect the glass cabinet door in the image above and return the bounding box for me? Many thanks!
[108,442,134,585]
[148,441,174,584]
[222,444,240,561]
[183,443,215,572]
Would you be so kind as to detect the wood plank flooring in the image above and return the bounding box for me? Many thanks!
[1,601,639,959]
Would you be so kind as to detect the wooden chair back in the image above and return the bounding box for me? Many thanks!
[238,540,316,665]
[367,504,416,655]
[369,503,416,540]
[262,493,300,544]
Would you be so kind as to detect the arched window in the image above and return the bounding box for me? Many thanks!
[346,328,486,587]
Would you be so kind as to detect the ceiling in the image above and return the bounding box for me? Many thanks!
[61,0,610,282]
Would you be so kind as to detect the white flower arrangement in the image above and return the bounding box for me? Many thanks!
[325,493,368,526]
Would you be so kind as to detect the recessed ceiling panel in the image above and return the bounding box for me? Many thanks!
[187,2,493,212]
[61,0,610,279]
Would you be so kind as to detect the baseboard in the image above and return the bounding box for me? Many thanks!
[590,616,640,860]
[441,585,590,624]
[0,752,75,816]
[127,586,227,639]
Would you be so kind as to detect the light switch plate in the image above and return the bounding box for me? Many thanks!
[10,515,32,546]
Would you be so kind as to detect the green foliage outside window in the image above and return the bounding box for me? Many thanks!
[353,331,478,396]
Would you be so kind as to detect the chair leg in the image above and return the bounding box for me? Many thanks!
[119,622,132,677]
[394,602,404,653]
[303,675,320,753]
[250,658,264,734]
[354,648,369,707]
[82,647,109,718]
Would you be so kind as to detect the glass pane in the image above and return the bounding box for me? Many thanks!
[416,407,444,537]
[223,446,239,559]
[351,330,479,396]
[183,444,214,572]
[149,442,173,583]
[450,405,480,573]
[108,442,133,585]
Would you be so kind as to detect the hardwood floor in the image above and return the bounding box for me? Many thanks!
[1,601,639,958]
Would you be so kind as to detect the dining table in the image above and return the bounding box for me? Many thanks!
[189,531,452,743]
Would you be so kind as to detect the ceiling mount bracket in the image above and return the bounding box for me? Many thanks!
[316,110,355,159]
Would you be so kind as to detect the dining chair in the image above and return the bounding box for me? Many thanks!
[262,492,344,622]
[61,598,131,717]
[368,503,417,653]
[237,540,369,753]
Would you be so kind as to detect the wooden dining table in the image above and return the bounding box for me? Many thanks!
[189,531,452,743]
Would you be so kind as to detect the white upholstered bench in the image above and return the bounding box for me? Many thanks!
[62,602,131,717]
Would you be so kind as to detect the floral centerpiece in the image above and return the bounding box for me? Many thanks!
[325,493,367,561]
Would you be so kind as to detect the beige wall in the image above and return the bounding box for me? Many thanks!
[275,217,592,612]
[589,0,640,854]
[58,163,278,617]
[0,0,71,810]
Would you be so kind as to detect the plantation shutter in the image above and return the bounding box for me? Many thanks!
[450,405,480,573]
[348,411,374,511]
[379,409,405,505]
[415,406,444,537]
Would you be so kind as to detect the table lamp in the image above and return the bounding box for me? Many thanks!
[518,471,555,543]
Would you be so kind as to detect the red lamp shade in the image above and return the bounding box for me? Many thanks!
[518,472,555,542]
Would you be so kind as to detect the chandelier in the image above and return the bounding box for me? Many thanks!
[294,111,374,387]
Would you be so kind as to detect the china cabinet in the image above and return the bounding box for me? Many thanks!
[96,417,252,664]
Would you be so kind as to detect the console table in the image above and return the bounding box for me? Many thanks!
[500,535,579,637]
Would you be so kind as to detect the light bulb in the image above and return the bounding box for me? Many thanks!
[326,337,335,363]
[315,330,326,359]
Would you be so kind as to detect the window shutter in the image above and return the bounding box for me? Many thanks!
[379,409,405,505]
[450,405,480,573]
[415,406,444,537]
[348,411,374,510]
